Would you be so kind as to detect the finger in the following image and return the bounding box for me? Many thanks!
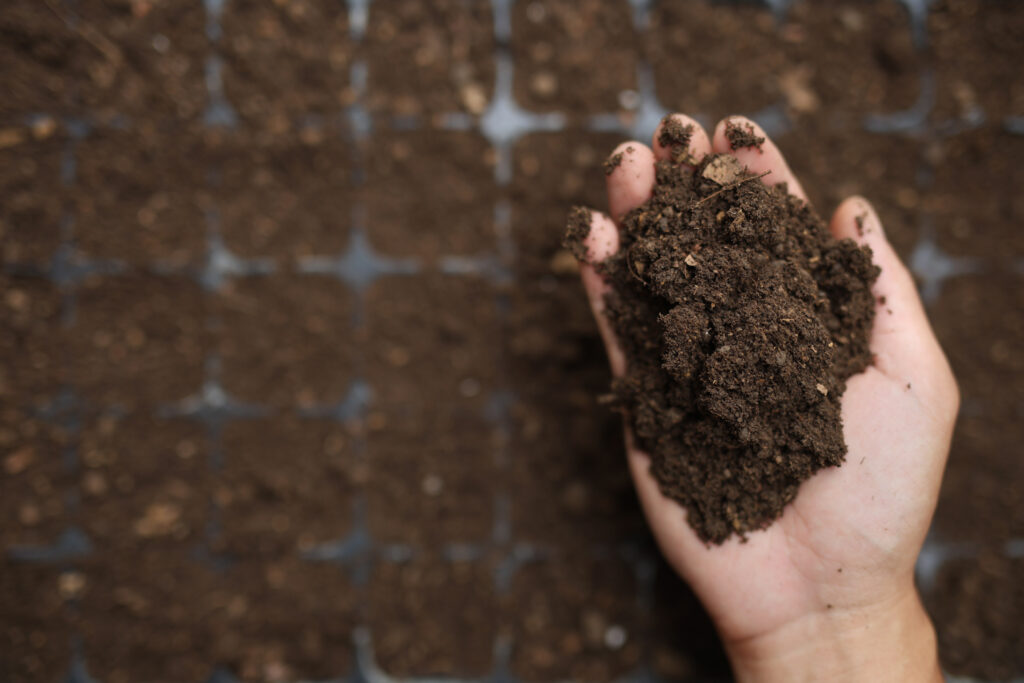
[829,197,956,409]
[652,113,712,167]
[579,209,626,377]
[605,141,656,224]
[711,116,808,202]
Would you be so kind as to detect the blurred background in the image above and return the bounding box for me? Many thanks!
[1,0,1022,681]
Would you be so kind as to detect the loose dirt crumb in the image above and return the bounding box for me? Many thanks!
[604,152,624,175]
[564,206,593,262]
[724,120,765,151]
[657,116,696,163]
[571,155,878,544]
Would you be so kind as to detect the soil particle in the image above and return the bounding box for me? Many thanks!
[564,206,593,261]
[571,155,878,543]
[657,116,696,163]
[724,120,765,151]
[603,152,624,176]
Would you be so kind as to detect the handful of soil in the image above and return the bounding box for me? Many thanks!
[566,154,879,544]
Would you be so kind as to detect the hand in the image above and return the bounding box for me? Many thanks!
[577,115,959,683]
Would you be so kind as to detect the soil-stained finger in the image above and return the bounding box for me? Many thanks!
[652,113,712,167]
[605,141,656,224]
[711,116,808,202]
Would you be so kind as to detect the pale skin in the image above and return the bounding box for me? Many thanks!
[577,115,959,683]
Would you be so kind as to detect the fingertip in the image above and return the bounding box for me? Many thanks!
[605,141,656,223]
[583,210,620,263]
[652,113,712,166]
[711,115,808,202]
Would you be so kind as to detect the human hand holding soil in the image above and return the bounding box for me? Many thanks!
[574,115,958,682]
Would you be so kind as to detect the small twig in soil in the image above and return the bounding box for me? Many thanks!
[692,170,772,208]
[42,0,123,66]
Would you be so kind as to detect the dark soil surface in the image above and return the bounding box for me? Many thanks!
[79,414,209,549]
[0,561,72,683]
[367,404,498,546]
[512,0,636,116]
[570,156,878,543]
[0,124,66,265]
[368,555,496,677]
[650,560,730,680]
[217,275,354,407]
[364,130,497,260]
[926,553,1024,680]
[69,273,207,405]
[217,416,355,556]
[74,126,210,265]
[1,275,63,404]
[506,555,641,681]
[221,0,350,128]
[929,0,1024,123]
[365,1,495,117]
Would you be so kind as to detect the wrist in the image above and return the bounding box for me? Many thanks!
[724,587,943,683]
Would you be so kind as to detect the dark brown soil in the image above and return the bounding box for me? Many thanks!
[74,126,210,265]
[650,560,730,680]
[929,0,1024,122]
[0,408,70,551]
[569,155,878,543]
[512,0,637,116]
[0,561,73,683]
[221,0,350,128]
[365,1,495,117]
[69,273,207,405]
[212,558,354,681]
[216,416,355,556]
[505,554,640,681]
[724,120,764,151]
[0,3,84,117]
[0,275,63,404]
[217,275,354,407]
[777,124,922,260]
[368,555,496,677]
[367,404,497,546]
[364,130,497,260]
[0,123,65,265]
[926,553,1024,681]
[925,127,1024,265]
[212,130,351,260]
[364,274,500,410]
[78,414,208,549]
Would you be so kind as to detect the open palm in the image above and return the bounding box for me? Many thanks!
[577,115,958,672]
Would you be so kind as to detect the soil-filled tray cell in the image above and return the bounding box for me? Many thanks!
[932,412,1024,545]
[367,404,498,546]
[777,126,922,259]
[217,275,355,407]
[0,129,65,265]
[365,1,495,117]
[926,128,1024,264]
[0,408,71,551]
[213,559,355,681]
[218,416,355,556]
[0,561,74,683]
[926,553,1024,680]
[648,1,783,120]
[0,4,85,117]
[0,275,63,404]
[368,555,497,677]
[929,0,1024,123]
[364,131,497,261]
[509,398,643,548]
[69,274,207,405]
[75,0,208,123]
[364,274,501,409]
[929,274,1024,413]
[213,133,351,260]
[649,560,730,681]
[512,0,636,116]
[79,551,221,683]
[74,127,210,265]
[221,0,351,127]
[78,413,209,550]
[511,131,620,268]
[506,554,641,682]
[781,1,921,121]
